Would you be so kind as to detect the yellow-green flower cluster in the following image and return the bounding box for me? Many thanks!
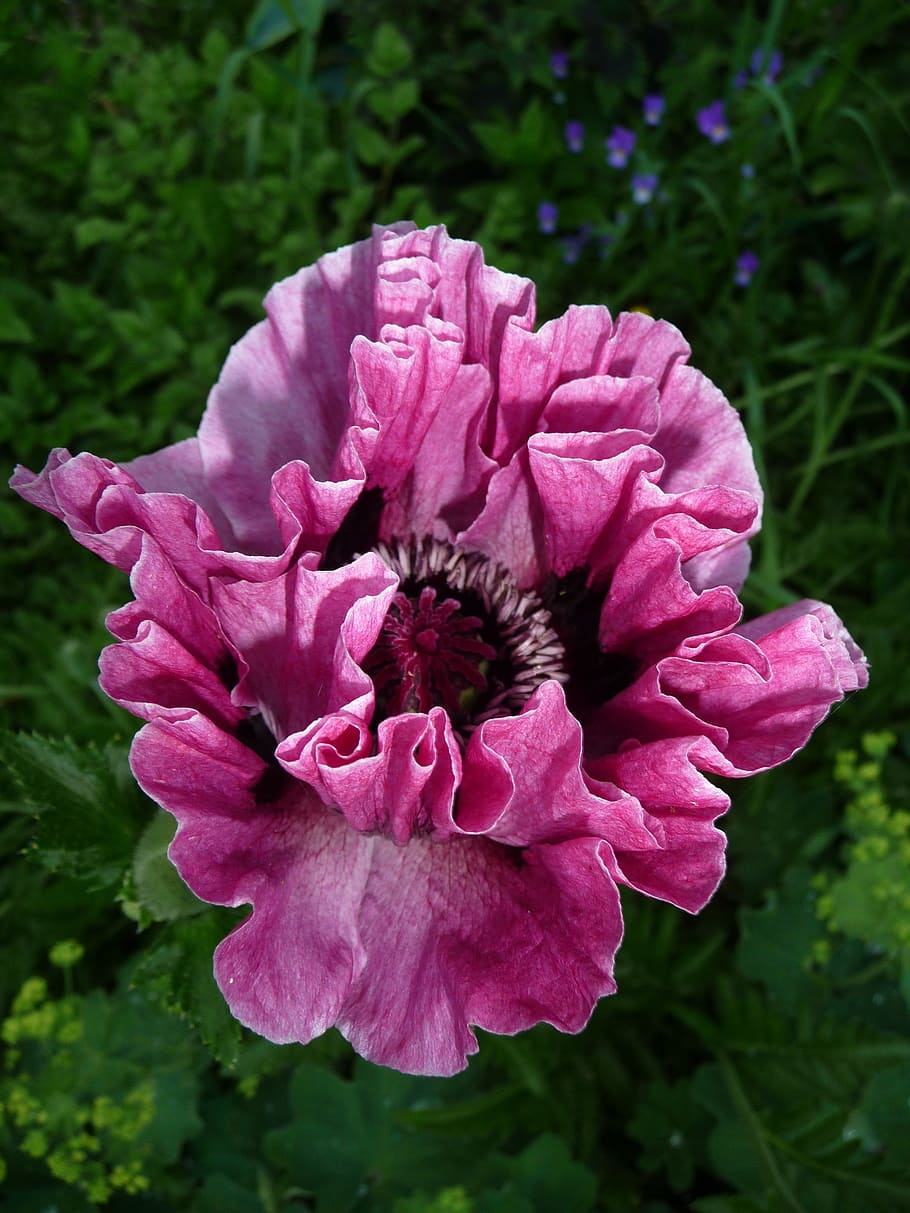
[815,733,910,954]
[1,945,153,1205]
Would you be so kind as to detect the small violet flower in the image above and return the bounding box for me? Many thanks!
[12,223,867,1077]
[735,250,760,285]
[741,162,755,179]
[550,49,569,79]
[631,173,659,205]
[697,100,731,144]
[564,120,585,153]
[537,202,559,235]
[642,94,665,126]
[606,126,636,168]
[751,47,783,83]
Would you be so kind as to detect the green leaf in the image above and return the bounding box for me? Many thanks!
[132,812,204,923]
[350,120,392,166]
[366,23,413,77]
[366,78,420,125]
[0,732,145,890]
[736,867,821,1012]
[0,294,34,342]
[127,913,244,1067]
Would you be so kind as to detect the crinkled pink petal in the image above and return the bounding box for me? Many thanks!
[335,832,623,1075]
[527,432,663,579]
[99,622,240,731]
[540,372,661,439]
[131,711,622,1076]
[490,305,616,463]
[197,225,413,552]
[105,531,223,668]
[349,319,466,498]
[211,554,397,739]
[458,449,544,588]
[278,707,461,845]
[588,737,730,912]
[376,225,536,364]
[600,310,691,382]
[458,681,656,850]
[598,490,754,660]
[597,601,867,774]
[10,449,292,593]
[130,715,369,1044]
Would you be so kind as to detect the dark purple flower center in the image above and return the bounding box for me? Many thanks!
[365,585,496,717]
[366,538,567,734]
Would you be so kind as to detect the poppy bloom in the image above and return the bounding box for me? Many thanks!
[11,224,867,1076]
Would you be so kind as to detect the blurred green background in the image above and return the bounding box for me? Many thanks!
[1,1,908,1209]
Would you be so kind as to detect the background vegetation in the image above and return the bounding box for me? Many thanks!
[1,0,908,1208]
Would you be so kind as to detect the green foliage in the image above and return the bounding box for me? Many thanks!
[1,0,908,1209]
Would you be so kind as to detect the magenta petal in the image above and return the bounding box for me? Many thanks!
[527,432,663,578]
[348,317,469,503]
[377,225,536,365]
[589,737,730,911]
[601,601,866,775]
[130,715,368,1044]
[99,622,239,730]
[540,373,660,439]
[105,531,223,666]
[279,707,461,844]
[335,833,623,1075]
[10,449,288,594]
[197,227,404,552]
[458,449,544,588]
[599,492,752,659]
[491,305,616,463]
[459,681,655,849]
[211,554,397,739]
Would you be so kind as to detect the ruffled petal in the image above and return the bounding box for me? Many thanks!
[335,832,623,1075]
[278,707,461,845]
[211,554,397,740]
[10,449,293,593]
[458,681,655,849]
[597,601,867,775]
[130,714,369,1044]
[588,737,730,912]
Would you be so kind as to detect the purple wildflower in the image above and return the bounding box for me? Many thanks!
[733,69,749,89]
[643,94,665,126]
[735,250,760,286]
[741,162,755,179]
[564,120,585,153]
[550,50,569,79]
[537,202,559,235]
[697,100,730,144]
[631,173,659,205]
[751,48,783,83]
[606,126,636,168]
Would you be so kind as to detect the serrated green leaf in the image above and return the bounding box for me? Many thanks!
[127,913,244,1067]
[0,731,144,890]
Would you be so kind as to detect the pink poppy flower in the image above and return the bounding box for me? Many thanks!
[11,223,867,1076]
